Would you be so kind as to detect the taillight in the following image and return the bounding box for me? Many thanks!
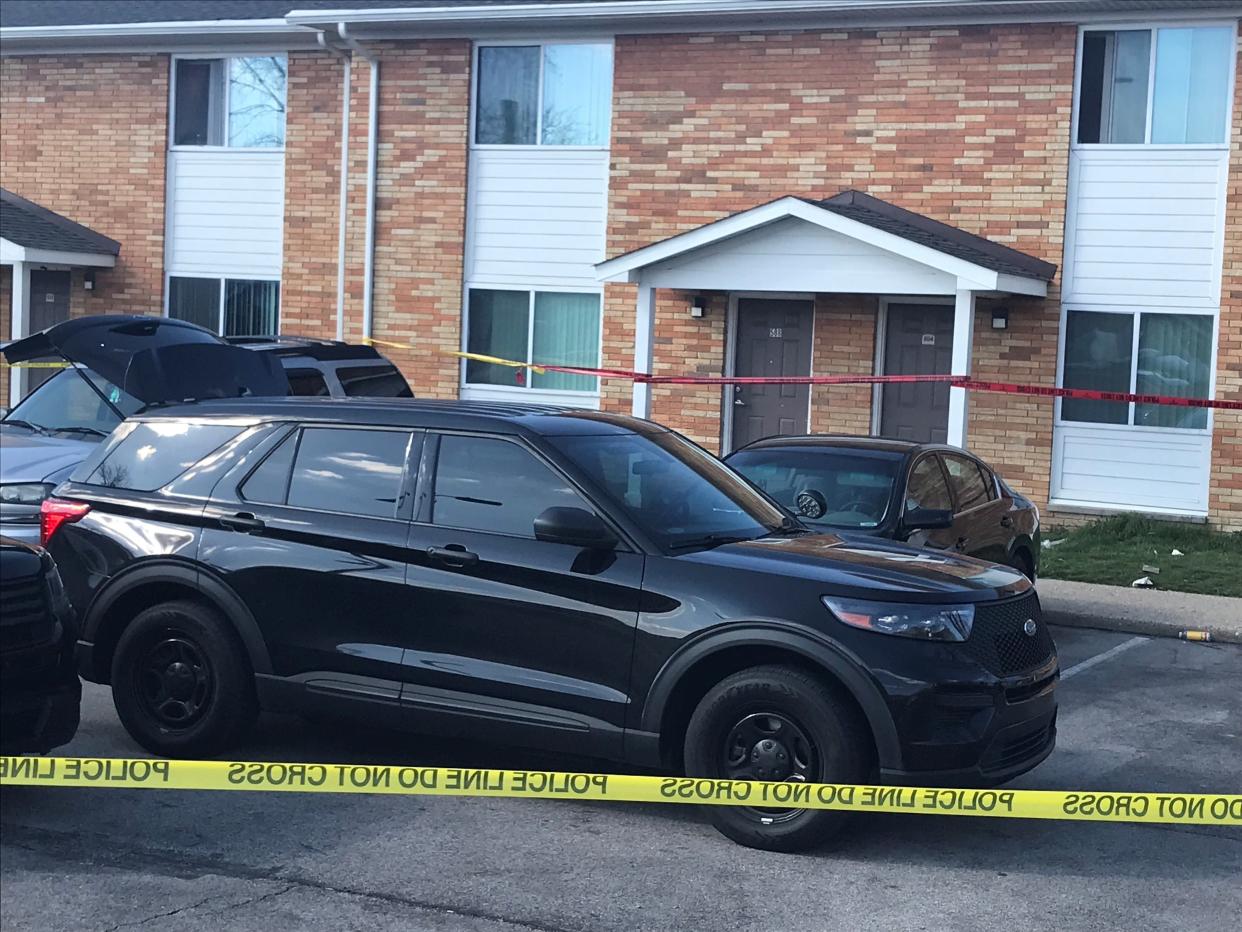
[40,498,91,547]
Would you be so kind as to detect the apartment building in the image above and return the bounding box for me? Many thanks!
[1,0,1239,527]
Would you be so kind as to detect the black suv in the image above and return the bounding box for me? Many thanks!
[1,535,80,754]
[44,400,1057,851]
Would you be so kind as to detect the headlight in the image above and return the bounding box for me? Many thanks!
[823,596,974,642]
[0,482,56,505]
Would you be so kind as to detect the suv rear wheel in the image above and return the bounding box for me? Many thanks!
[684,664,871,852]
[111,600,258,757]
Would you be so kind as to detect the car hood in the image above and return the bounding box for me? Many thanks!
[0,429,96,482]
[681,533,1031,602]
[2,315,289,406]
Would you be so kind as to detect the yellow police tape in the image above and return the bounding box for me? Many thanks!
[2,757,1239,826]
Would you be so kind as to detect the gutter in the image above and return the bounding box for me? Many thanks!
[335,23,380,346]
[317,32,352,343]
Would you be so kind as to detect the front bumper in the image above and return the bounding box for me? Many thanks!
[0,666,81,754]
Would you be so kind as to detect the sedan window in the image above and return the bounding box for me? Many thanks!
[942,454,990,513]
[726,447,900,528]
[551,431,787,552]
[431,435,592,538]
[905,456,953,512]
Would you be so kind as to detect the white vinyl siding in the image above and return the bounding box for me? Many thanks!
[1062,149,1229,308]
[465,148,609,288]
[638,217,957,294]
[166,149,285,279]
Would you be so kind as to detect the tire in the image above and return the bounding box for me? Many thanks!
[684,664,872,852]
[110,599,258,758]
[1010,550,1036,581]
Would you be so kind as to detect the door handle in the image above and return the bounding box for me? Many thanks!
[220,512,265,533]
[1000,516,1014,529]
[427,545,479,569]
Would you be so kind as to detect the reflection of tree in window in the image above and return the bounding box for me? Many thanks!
[228,56,287,147]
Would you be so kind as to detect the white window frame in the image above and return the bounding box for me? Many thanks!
[169,52,289,153]
[164,272,282,336]
[1071,21,1238,151]
[1053,304,1219,435]
[460,283,604,400]
[469,38,614,152]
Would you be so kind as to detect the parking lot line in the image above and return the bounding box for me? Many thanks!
[1060,636,1150,681]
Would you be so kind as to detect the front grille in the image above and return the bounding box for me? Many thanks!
[961,591,1054,677]
[0,576,54,651]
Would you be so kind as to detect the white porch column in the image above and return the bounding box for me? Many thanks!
[8,261,30,408]
[946,286,976,449]
[631,284,656,418]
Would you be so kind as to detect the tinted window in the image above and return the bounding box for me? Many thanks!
[942,455,990,512]
[240,431,296,504]
[337,364,413,398]
[287,428,411,518]
[285,368,329,397]
[432,435,590,537]
[550,431,787,551]
[87,421,243,491]
[905,456,952,512]
[727,447,900,528]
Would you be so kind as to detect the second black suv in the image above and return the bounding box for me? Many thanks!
[44,400,1057,851]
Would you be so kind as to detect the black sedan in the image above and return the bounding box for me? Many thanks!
[725,436,1041,579]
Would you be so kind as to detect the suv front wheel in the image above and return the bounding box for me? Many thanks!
[684,664,872,852]
[111,599,258,757]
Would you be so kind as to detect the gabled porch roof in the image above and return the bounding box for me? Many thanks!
[0,188,120,268]
[596,190,1055,297]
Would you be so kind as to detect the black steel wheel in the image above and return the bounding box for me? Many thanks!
[111,599,257,757]
[685,664,873,852]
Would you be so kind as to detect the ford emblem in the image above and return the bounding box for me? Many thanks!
[1023,619,1037,637]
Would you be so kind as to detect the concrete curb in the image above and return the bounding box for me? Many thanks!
[1037,578,1242,645]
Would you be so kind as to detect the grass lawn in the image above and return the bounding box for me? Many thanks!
[1040,514,1242,598]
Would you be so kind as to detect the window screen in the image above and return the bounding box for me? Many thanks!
[286,428,411,518]
[174,58,224,146]
[476,46,540,144]
[942,455,990,513]
[432,435,589,537]
[87,421,242,491]
[169,277,221,331]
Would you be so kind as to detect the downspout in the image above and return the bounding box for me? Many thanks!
[317,31,351,342]
[338,22,379,343]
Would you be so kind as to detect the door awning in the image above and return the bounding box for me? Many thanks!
[596,190,1056,297]
[0,188,120,268]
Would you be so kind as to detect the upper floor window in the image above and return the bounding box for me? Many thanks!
[1077,26,1233,145]
[475,43,612,146]
[174,55,287,148]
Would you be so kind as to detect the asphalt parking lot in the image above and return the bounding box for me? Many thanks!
[1,624,1239,932]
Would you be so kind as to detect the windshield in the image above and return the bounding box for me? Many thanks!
[549,430,789,552]
[727,447,901,529]
[2,367,142,435]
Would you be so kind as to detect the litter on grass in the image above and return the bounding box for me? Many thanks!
[1131,576,1156,588]
[1172,549,1185,557]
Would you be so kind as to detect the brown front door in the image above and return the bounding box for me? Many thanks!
[26,270,71,394]
[880,303,952,443]
[730,298,813,450]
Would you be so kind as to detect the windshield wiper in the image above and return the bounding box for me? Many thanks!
[0,418,48,435]
[48,425,110,438]
[667,532,761,552]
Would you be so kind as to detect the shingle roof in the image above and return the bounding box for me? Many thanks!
[0,0,596,27]
[0,189,121,256]
[808,190,1057,281]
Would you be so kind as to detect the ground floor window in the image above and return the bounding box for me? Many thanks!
[465,288,600,393]
[168,275,279,336]
[1060,308,1213,430]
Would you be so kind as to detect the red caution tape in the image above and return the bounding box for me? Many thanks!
[448,351,1242,411]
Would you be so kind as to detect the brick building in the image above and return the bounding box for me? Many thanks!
[1,0,1239,527]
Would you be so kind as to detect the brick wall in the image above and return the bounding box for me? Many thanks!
[282,50,345,341]
[1208,32,1242,530]
[0,266,10,402]
[0,55,168,316]
[341,41,472,399]
[603,24,1074,501]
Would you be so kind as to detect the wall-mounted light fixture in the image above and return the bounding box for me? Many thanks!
[689,294,707,318]
[991,306,1009,330]
[83,271,96,291]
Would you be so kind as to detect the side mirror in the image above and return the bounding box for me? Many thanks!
[903,507,953,531]
[534,506,618,550]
